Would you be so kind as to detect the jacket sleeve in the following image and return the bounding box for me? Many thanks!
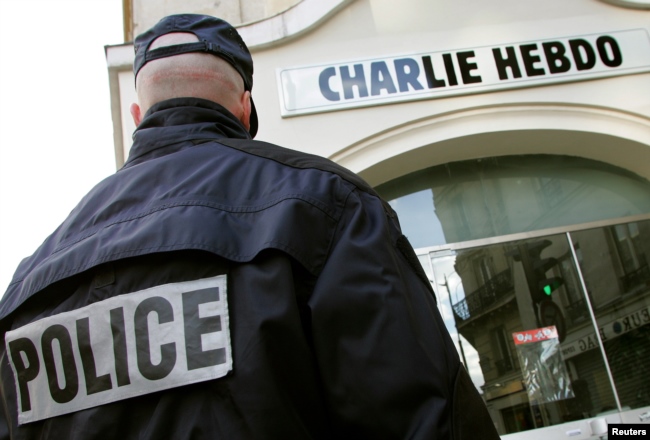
[308,188,499,439]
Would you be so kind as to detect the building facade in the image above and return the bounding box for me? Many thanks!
[106,0,650,438]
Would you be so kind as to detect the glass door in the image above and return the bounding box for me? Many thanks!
[570,222,650,424]
[428,227,643,437]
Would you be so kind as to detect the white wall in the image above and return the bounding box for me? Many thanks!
[109,0,650,183]
[249,0,650,182]
[131,0,302,36]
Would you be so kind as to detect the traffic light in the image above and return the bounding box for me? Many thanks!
[532,254,565,299]
[541,277,564,296]
[508,240,565,304]
[507,239,566,339]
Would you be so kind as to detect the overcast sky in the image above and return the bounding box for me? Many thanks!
[0,0,124,293]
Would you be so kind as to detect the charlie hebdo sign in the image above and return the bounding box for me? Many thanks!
[277,29,650,116]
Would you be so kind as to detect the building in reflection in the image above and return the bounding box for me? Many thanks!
[441,220,649,434]
[378,157,650,435]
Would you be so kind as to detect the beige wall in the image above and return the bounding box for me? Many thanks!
[131,0,301,37]
[108,0,650,183]
[248,0,650,183]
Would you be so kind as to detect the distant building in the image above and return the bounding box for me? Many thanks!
[106,1,650,438]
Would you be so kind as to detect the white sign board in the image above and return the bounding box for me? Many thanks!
[277,29,650,117]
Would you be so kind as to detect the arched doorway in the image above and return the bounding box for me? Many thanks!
[375,154,650,438]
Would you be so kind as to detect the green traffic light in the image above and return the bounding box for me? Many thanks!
[541,278,564,296]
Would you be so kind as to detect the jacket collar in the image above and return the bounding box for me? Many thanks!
[124,97,251,168]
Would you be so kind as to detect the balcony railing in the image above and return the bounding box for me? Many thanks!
[452,268,514,321]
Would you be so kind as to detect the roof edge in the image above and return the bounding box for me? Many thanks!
[237,0,357,50]
[106,0,357,58]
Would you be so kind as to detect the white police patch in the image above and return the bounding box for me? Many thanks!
[5,275,231,425]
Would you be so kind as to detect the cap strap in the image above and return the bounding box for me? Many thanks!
[144,42,209,62]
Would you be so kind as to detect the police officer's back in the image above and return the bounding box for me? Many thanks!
[0,14,500,440]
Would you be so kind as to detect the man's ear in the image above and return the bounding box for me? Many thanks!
[130,103,142,126]
[239,91,251,131]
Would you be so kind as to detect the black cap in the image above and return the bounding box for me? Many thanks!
[134,14,258,137]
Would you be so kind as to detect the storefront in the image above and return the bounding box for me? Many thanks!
[106,0,650,437]
[379,156,650,437]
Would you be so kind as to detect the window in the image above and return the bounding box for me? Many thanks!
[378,155,650,248]
[492,326,514,376]
[428,222,650,436]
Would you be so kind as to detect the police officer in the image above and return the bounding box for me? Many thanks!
[0,14,500,439]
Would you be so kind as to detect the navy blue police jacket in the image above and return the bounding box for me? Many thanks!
[0,98,499,440]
